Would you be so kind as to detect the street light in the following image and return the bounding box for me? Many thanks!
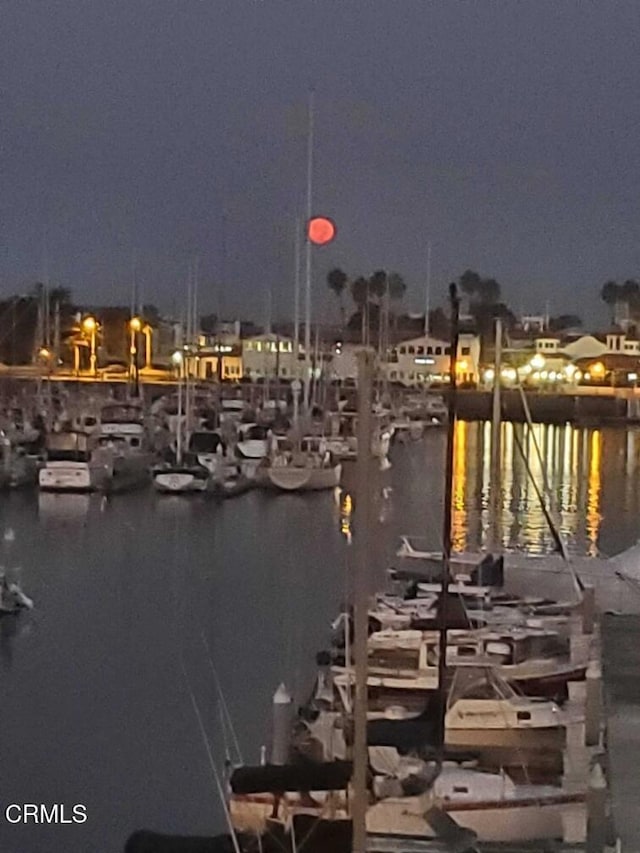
[142,324,152,369]
[129,317,142,393]
[82,316,97,376]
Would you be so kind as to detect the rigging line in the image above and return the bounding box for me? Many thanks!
[516,383,570,564]
[510,427,583,598]
[218,698,232,770]
[179,655,242,853]
[199,628,243,765]
[517,385,552,498]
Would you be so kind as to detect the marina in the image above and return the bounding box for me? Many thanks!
[2,363,640,851]
[3,3,640,850]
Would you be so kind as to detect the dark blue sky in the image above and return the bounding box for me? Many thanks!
[2,0,640,326]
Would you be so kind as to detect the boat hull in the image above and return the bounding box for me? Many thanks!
[367,794,583,843]
[38,463,107,493]
[267,463,341,491]
[153,470,211,493]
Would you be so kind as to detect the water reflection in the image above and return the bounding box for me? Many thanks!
[449,421,640,555]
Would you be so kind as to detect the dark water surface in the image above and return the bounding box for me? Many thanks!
[2,422,640,853]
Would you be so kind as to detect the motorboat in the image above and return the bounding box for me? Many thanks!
[96,402,155,492]
[39,431,107,492]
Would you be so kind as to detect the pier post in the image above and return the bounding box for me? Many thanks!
[352,348,374,853]
[582,584,596,635]
[271,683,293,765]
[586,762,607,853]
[585,661,602,747]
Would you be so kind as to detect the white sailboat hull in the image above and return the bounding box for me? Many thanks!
[153,470,210,493]
[367,794,583,843]
[267,463,341,491]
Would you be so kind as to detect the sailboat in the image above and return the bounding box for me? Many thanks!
[264,435,342,492]
[152,404,213,494]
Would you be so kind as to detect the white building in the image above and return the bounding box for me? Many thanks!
[387,333,480,386]
[242,333,300,379]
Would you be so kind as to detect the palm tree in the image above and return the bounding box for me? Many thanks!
[386,273,406,334]
[351,276,370,343]
[601,280,620,324]
[326,268,348,327]
[387,272,406,303]
[478,277,501,305]
[369,270,388,355]
[459,269,482,303]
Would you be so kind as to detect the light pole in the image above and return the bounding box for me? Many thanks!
[129,316,142,395]
[142,324,152,370]
[82,316,97,377]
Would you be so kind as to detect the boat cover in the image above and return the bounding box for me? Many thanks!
[230,760,352,793]
[124,831,247,852]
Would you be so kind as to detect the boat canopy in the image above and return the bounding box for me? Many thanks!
[189,431,225,454]
[230,760,352,794]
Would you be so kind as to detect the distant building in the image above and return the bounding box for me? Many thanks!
[242,332,300,379]
[387,333,480,386]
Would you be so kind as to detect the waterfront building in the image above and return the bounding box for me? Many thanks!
[241,332,300,380]
[386,332,480,386]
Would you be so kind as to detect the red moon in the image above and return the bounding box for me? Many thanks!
[307,216,336,245]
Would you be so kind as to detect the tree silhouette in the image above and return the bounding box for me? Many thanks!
[326,268,348,327]
[601,281,620,323]
[387,273,407,303]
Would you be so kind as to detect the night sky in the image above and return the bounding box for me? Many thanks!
[2,0,640,325]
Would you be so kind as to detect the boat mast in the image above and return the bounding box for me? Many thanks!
[435,283,460,753]
[293,218,301,434]
[352,347,374,853]
[177,345,184,466]
[424,241,432,337]
[489,317,502,551]
[303,90,314,415]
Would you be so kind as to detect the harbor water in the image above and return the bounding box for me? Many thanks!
[2,422,640,853]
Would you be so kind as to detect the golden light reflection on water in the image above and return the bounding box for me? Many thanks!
[449,420,617,554]
[451,420,467,552]
[586,430,601,556]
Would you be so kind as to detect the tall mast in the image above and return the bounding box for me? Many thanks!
[352,347,374,853]
[424,241,432,337]
[489,317,503,552]
[293,219,301,433]
[435,283,460,753]
[303,90,314,413]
